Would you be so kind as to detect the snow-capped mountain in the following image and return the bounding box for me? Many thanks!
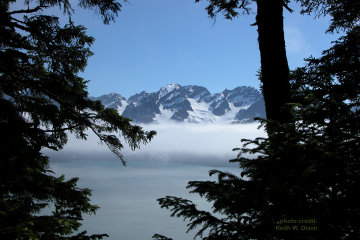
[91,84,266,124]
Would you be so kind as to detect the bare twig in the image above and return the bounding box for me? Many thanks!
[283,1,294,13]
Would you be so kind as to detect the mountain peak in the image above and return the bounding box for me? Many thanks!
[94,92,126,101]
[159,83,181,99]
[90,92,127,114]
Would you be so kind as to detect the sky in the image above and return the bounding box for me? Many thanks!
[12,0,340,98]
[41,0,340,98]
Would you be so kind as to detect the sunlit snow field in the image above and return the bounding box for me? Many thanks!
[46,123,266,240]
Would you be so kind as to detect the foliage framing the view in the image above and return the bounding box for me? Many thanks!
[0,0,155,239]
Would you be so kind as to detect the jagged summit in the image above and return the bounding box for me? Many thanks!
[159,83,181,99]
[91,84,266,124]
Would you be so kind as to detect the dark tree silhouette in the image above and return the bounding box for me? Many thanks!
[195,0,360,127]
[195,0,293,126]
[256,0,292,125]
[0,0,155,239]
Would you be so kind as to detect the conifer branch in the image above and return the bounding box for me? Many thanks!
[9,5,48,15]
[42,124,83,133]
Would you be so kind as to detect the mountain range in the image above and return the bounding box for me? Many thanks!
[91,84,266,124]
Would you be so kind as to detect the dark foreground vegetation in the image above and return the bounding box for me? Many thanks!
[1,1,155,239]
[1,0,359,240]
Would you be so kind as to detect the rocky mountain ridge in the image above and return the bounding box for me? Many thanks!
[91,84,266,124]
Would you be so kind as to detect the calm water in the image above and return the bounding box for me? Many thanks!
[49,153,236,240]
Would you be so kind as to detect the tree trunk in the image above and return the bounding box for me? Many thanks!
[256,0,293,125]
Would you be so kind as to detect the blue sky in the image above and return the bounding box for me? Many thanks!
[19,0,340,98]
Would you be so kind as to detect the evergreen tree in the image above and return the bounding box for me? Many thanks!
[296,0,360,33]
[195,0,293,125]
[0,1,155,239]
[194,0,360,128]
[154,15,360,240]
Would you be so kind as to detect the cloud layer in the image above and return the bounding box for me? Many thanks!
[46,123,266,167]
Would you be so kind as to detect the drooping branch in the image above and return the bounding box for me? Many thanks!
[42,124,83,133]
[10,20,30,32]
[9,5,48,15]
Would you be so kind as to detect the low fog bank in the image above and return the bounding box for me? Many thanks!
[49,150,236,167]
[45,123,266,167]
[140,122,266,154]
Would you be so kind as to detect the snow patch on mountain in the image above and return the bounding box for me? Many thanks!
[186,98,216,123]
[154,105,175,123]
[218,103,250,124]
[117,101,128,115]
